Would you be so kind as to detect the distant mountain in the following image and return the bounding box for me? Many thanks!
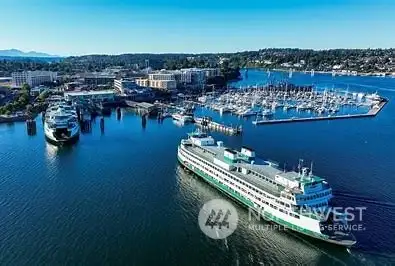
[0,49,59,58]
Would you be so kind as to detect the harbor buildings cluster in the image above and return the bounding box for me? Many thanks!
[12,71,57,88]
[113,78,154,101]
[114,78,139,94]
[136,68,220,91]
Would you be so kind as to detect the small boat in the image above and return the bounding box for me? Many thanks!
[262,109,274,117]
[238,108,257,117]
[172,112,194,123]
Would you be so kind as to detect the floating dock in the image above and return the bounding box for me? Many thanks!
[194,116,242,135]
[125,100,158,116]
[253,100,387,125]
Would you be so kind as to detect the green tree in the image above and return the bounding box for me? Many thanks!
[26,104,33,115]
[21,83,31,95]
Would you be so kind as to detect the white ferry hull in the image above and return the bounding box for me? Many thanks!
[44,123,80,145]
[177,146,356,247]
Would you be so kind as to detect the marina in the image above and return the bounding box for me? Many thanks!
[198,84,385,126]
[252,99,387,125]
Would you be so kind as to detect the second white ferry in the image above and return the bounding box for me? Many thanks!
[177,131,356,247]
[44,103,80,145]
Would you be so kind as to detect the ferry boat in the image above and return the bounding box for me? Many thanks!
[177,131,356,247]
[44,103,80,145]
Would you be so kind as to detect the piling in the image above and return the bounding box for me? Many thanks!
[76,106,81,121]
[26,119,36,135]
[41,111,45,123]
[142,114,147,128]
[116,107,122,120]
[100,117,105,132]
[157,112,164,123]
[80,120,91,132]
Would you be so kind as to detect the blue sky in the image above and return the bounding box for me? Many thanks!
[0,0,394,56]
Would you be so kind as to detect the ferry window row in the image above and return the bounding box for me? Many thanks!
[298,190,331,202]
[180,149,250,202]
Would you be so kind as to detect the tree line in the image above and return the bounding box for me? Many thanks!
[1,48,395,76]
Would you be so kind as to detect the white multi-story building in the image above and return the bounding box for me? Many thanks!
[148,72,175,81]
[136,67,220,91]
[114,78,138,94]
[203,68,221,78]
[135,78,150,87]
[64,90,115,102]
[149,80,177,91]
[181,68,206,85]
[173,70,192,84]
[12,71,57,88]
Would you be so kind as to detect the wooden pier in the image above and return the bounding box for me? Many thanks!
[253,99,387,125]
[194,116,242,135]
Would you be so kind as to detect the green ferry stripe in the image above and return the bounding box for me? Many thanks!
[177,155,328,240]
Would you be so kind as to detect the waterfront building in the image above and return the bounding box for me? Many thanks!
[149,80,177,91]
[136,67,220,91]
[64,90,115,102]
[173,70,192,84]
[135,78,150,87]
[64,81,84,91]
[148,72,177,90]
[203,68,221,78]
[148,72,175,81]
[114,78,138,94]
[179,68,220,85]
[83,73,116,86]
[137,72,177,91]
[12,71,57,88]
[127,88,154,102]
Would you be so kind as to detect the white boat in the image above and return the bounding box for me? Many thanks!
[44,103,80,145]
[237,108,256,117]
[262,109,274,117]
[177,131,356,247]
[365,92,382,102]
[219,106,231,115]
[172,112,194,123]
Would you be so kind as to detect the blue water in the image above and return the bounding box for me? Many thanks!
[0,70,394,264]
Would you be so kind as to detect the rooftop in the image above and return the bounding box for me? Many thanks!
[184,144,283,196]
[183,137,325,194]
[64,90,115,96]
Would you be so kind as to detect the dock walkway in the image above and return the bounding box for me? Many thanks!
[194,116,242,135]
[253,100,387,125]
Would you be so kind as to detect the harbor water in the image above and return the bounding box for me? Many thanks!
[0,70,395,265]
